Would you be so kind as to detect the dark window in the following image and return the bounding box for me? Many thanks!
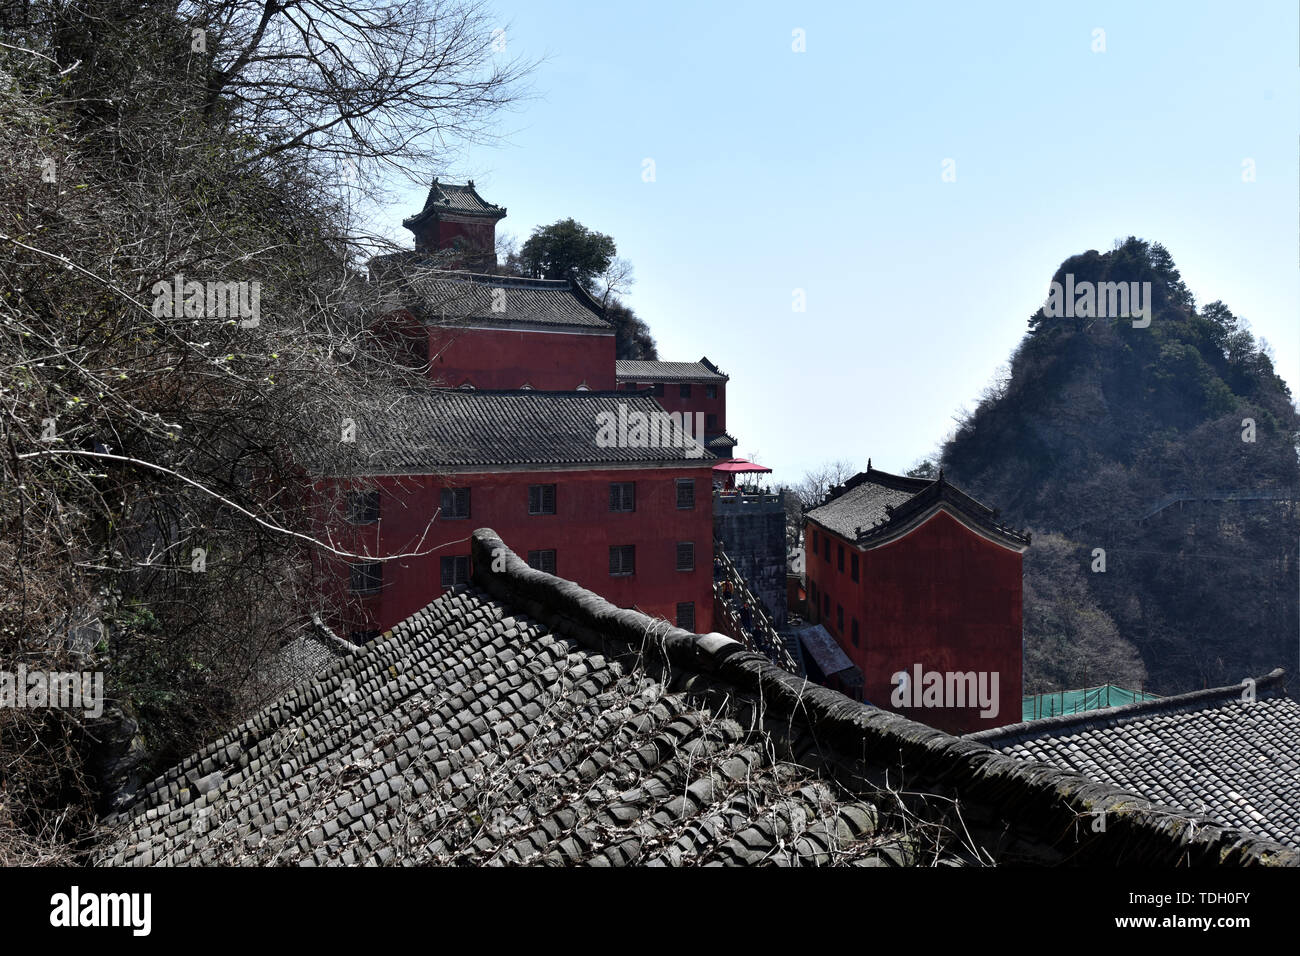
[440,487,470,519]
[527,549,556,574]
[836,604,844,632]
[679,383,692,398]
[676,602,695,631]
[439,555,470,587]
[651,383,664,396]
[675,478,695,510]
[851,618,860,647]
[837,544,844,572]
[851,553,859,582]
[528,484,556,515]
[610,482,635,513]
[822,593,830,616]
[350,562,382,594]
[812,530,819,552]
[823,538,830,561]
[676,542,695,571]
[706,384,718,399]
[349,629,381,645]
[706,413,718,431]
[609,545,635,576]
[346,489,380,524]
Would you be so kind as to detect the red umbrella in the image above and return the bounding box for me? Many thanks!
[711,459,772,474]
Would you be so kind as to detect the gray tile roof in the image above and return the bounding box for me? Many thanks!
[969,670,1300,850]
[805,466,1029,550]
[806,477,920,540]
[616,357,728,382]
[402,271,612,331]
[332,389,718,473]
[403,179,506,225]
[97,531,1299,867]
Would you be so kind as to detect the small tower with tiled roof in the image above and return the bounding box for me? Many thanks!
[403,178,507,267]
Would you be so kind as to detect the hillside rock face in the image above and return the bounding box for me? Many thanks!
[942,238,1299,694]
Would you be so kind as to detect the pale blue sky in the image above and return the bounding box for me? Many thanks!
[374,0,1299,487]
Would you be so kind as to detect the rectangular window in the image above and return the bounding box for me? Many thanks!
[528,484,556,515]
[706,384,718,400]
[676,542,695,571]
[345,489,380,524]
[676,602,695,631]
[837,544,844,573]
[349,561,382,594]
[439,555,470,587]
[823,538,830,561]
[679,383,692,398]
[822,593,830,617]
[609,482,635,513]
[440,487,470,519]
[851,618,860,647]
[526,549,557,574]
[836,604,844,632]
[675,478,695,510]
[706,413,718,431]
[812,530,819,552]
[851,553,859,582]
[609,545,635,576]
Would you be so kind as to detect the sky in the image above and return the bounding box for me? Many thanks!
[369,0,1299,489]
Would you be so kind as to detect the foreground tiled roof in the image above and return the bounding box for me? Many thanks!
[806,465,1030,551]
[98,532,1299,867]
[331,389,717,473]
[616,357,728,382]
[403,179,506,227]
[969,671,1300,850]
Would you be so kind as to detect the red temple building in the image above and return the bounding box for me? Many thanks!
[312,180,718,640]
[318,390,715,639]
[802,465,1029,733]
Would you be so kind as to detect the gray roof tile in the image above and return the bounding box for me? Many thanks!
[97,531,1299,867]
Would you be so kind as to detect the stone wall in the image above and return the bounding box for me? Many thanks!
[713,492,788,627]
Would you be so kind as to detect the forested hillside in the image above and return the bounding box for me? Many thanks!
[942,238,1299,695]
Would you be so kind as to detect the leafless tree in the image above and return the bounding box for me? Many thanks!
[0,0,534,862]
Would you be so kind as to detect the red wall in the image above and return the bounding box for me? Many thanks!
[317,465,715,638]
[432,326,615,390]
[619,379,726,438]
[412,218,497,257]
[804,510,1022,733]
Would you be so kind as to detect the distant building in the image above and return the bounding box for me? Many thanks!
[318,390,715,639]
[315,181,722,640]
[616,358,735,458]
[803,464,1029,733]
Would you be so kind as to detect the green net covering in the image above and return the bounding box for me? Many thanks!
[1022,685,1159,721]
